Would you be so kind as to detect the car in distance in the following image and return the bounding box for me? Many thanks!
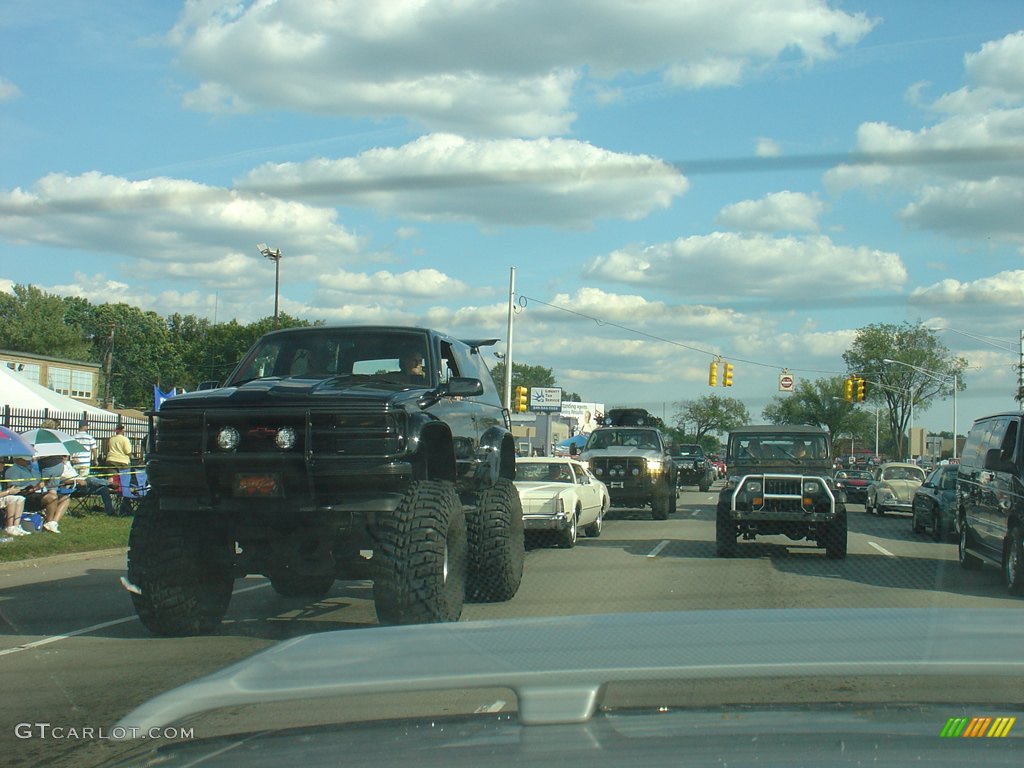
[911,464,958,541]
[716,425,846,558]
[672,443,714,492]
[127,325,524,635]
[864,462,927,516]
[956,412,1024,595]
[514,457,609,548]
[833,468,873,504]
[579,411,676,520]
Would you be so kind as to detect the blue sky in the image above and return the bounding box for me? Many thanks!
[2,1,1023,433]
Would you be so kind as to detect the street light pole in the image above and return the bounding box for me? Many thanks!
[257,244,282,329]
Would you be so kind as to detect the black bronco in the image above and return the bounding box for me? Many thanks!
[716,425,846,558]
[127,325,523,635]
[671,443,714,492]
[578,408,676,520]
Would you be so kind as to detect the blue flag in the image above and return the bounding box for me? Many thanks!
[154,385,176,411]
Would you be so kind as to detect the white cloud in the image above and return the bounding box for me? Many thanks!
[0,77,21,102]
[169,0,874,136]
[910,269,1024,306]
[823,31,1024,244]
[584,232,906,298]
[0,171,364,285]
[238,134,687,228]
[318,267,470,299]
[716,191,825,232]
[756,138,782,158]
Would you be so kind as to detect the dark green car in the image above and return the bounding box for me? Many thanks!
[911,464,958,542]
[672,444,714,492]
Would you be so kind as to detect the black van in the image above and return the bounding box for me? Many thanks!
[956,412,1024,595]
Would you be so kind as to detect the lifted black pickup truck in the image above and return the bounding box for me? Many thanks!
[127,325,523,635]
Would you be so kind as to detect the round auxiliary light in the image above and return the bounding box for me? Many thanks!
[217,426,240,451]
[275,426,297,450]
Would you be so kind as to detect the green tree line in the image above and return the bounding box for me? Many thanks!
[0,284,314,409]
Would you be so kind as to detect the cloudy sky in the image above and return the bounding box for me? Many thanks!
[2,0,1023,432]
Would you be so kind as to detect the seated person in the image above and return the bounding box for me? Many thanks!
[1,472,27,536]
[5,456,64,532]
[389,346,426,384]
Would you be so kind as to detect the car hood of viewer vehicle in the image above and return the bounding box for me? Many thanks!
[107,609,1024,766]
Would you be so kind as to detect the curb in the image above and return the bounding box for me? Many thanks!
[0,546,128,571]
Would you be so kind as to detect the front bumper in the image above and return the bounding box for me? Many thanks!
[523,513,573,532]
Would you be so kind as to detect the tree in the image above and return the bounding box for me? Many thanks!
[0,284,93,360]
[762,375,876,455]
[672,395,749,442]
[488,361,557,394]
[843,322,967,460]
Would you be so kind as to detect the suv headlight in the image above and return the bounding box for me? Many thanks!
[803,481,820,494]
[744,479,762,493]
[646,459,664,473]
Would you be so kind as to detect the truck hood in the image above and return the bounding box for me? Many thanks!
[581,447,661,460]
[162,377,425,409]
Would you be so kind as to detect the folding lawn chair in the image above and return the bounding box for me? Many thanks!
[117,468,149,516]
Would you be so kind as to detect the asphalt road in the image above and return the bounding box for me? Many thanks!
[1,485,1019,767]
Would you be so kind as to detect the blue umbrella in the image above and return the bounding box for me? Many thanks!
[0,426,35,458]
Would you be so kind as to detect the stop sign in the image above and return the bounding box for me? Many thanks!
[779,374,795,391]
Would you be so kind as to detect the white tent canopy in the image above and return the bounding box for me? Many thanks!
[0,363,117,421]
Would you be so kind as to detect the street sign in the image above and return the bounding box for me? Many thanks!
[779,373,795,392]
[530,387,562,412]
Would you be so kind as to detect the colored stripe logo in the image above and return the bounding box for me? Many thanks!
[940,716,1015,738]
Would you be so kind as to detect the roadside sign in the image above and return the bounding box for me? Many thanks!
[779,373,795,392]
[530,387,562,412]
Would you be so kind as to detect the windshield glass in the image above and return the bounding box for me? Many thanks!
[5,3,1023,767]
[585,429,661,450]
[729,434,829,462]
[228,329,432,386]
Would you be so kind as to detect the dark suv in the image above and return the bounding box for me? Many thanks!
[672,444,714,492]
[127,325,523,635]
[956,412,1023,595]
[579,409,676,519]
[716,425,846,558]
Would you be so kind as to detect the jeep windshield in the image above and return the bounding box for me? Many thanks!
[729,434,830,464]
[227,328,433,387]
[672,444,705,458]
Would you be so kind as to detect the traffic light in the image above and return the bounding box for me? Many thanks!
[856,377,866,402]
[514,385,528,413]
[723,362,734,387]
[708,360,718,387]
[843,377,854,401]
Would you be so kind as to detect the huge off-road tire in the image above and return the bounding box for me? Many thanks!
[715,503,738,557]
[466,479,525,602]
[820,508,848,560]
[268,569,335,599]
[652,488,670,520]
[127,495,234,637]
[373,480,467,624]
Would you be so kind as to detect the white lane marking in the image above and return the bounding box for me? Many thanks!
[0,580,271,657]
[0,616,136,656]
[646,540,670,559]
[474,700,507,713]
[690,509,701,517]
[868,541,896,558]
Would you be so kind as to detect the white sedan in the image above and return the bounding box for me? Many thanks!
[514,457,610,548]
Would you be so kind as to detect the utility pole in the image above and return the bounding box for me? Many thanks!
[102,324,115,409]
[503,267,515,413]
